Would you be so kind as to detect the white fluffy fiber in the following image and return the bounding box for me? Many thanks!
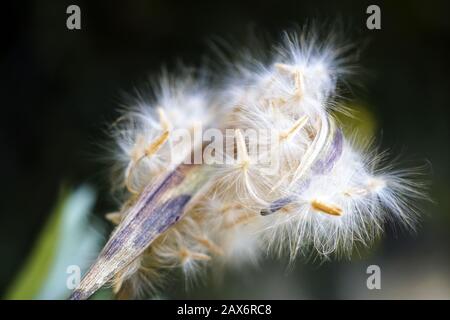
[107,29,425,297]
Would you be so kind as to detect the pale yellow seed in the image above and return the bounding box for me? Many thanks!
[311,200,343,216]
[145,130,169,156]
[157,107,171,131]
[125,130,170,194]
[105,212,123,225]
[235,129,250,168]
[279,115,309,140]
[193,236,224,256]
[179,248,211,263]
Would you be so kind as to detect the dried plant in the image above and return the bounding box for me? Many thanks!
[70,28,425,300]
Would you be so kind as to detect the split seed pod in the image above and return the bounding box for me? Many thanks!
[70,30,425,300]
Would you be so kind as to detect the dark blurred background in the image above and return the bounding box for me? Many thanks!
[1,0,449,299]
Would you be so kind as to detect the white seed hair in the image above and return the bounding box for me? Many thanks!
[105,29,425,298]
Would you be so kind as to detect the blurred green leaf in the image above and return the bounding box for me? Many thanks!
[5,187,68,299]
[335,104,377,140]
[5,185,110,300]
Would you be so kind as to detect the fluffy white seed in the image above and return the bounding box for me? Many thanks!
[104,30,424,298]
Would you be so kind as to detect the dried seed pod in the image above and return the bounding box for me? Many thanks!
[70,29,425,300]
